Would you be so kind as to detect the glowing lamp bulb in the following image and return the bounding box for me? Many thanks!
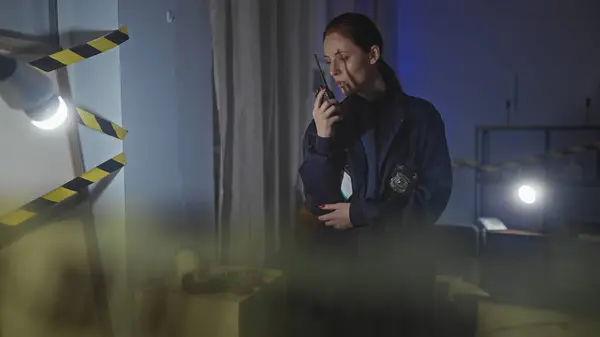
[517,184,536,204]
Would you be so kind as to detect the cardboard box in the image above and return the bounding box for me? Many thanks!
[135,267,285,337]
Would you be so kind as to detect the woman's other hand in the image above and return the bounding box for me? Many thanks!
[318,203,353,230]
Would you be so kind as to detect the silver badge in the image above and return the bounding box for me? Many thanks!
[389,165,417,194]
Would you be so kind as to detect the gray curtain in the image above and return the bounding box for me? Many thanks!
[210,0,319,265]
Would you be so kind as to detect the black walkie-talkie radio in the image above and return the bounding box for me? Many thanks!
[313,54,336,101]
[313,53,345,143]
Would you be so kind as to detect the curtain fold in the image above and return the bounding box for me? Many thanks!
[210,0,317,266]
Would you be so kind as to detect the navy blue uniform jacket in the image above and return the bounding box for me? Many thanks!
[297,81,452,332]
[299,92,452,235]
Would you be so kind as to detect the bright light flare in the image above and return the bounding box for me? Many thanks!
[31,96,68,130]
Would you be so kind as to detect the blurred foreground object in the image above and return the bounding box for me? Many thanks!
[135,266,285,337]
[0,220,108,337]
[477,302,600,337]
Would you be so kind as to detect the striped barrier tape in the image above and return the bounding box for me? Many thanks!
[75,107,128,140]
[0,153,126,226]
[0,27,129,227]
[452,140,600,172]
[27,25,129,141]
[29,26,129,73]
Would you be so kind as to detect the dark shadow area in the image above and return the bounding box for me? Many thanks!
[0,29,55,55]
[480,232,600,320]
[41,263,108,330]
[135,284,188,337]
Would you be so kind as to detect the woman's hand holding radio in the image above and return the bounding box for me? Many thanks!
[313,88,341,138]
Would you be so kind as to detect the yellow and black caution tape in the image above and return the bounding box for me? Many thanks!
[0,153,126,226]
[0,27,130,228]
[75,107,128,140]
[28,26,129,73]
[452,140,600,172]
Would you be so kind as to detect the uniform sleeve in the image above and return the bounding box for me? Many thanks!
[349,104,453,226]
[299,121,347,216]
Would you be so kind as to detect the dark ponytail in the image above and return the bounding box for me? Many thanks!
[376,59,403,94]
[323,12,404,95]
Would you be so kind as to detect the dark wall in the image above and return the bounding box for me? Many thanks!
[394,0,600,226]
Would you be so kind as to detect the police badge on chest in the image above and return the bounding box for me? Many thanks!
[388,165,418,196]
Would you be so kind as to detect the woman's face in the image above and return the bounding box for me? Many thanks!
[323,32,379,96]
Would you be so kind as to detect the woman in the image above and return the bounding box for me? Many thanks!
[298,13,453,336]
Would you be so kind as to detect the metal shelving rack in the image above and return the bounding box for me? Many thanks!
[474,125,600,228]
